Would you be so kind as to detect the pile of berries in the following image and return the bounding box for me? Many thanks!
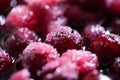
[0,0,120,80]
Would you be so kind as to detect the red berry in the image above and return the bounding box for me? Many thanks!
[45,26,84,54]
[89,34,120,66]
[40,4,67,34]
[17,42,59,71]
[61,49,99,73]
[8,69,32,80]
[4,27,38,57]
[0,48,13,75]
[6,5,42,32]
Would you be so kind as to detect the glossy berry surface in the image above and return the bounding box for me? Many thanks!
[89,34,120,66]
[45,26,84,54]
[8,69,32,80]
[0,48,13,75]
[17,42,59,71]
[4,27,38,57]
[5,5,42,32]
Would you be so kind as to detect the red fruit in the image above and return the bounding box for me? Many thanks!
[17,42,59,71]
[8,69,32,80]
[26,0,68,35]
[89,34,120,66]
[6,5,42,32]
[0,48,13,75]
[4,27,38,57]
[61,49,99,73]
[45,26,84,54]
[40,4,68,34]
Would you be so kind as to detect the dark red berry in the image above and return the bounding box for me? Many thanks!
[89,34,120,66]
[4,27,38,57]
[45,26,84,54]
[0,48,13,75]
[8,69,32,80]
[83,24,105,48]
[40,4,67,34]
[17,42,59,71]
[6,5,42,32]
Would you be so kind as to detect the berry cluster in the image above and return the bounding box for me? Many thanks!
[0,0,120,80]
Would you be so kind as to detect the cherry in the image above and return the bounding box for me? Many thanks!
[45,26,84,54]
[89,34,120,67]
[4,27,38,57]
[17,42,59,71]
[0,48,14,75]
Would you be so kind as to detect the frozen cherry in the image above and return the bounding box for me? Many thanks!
[17,42,59,71]
[83,24,105,47]
[40,4,67,34]
[45,26,84,54]
[8,69,32,80]
[61,49,99,74]
[4,27,38,57]
[0,48,13,75]
[89,34,120,67]
[6,5,42,32]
